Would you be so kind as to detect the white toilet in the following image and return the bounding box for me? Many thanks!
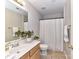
[40,44,48,55]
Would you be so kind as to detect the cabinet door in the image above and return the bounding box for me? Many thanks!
[30,44,40,56]
[20,52,29,59]
[30,49,40,59]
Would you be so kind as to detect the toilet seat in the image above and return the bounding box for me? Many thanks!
[40,44,48,55]
[40,44,48,50]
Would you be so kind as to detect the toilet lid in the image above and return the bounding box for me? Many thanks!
[40,44,48,48]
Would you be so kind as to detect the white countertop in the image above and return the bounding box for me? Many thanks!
[5,40,40,59]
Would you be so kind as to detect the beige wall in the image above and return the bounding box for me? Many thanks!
[5,8,24,42]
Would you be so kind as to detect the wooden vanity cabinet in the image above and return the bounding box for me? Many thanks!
[30,44,40,56]
[20,44,40,59]
[30,44,40,59]
[20,52,29,59]
[30,49,40,59]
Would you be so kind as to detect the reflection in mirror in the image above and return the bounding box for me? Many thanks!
[14,0,26,6]
[5,0,28,42]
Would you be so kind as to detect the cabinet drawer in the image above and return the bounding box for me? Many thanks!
[20,52,29,59]
[30,44,40,56]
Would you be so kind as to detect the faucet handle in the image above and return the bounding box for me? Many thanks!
[12,42,19,48]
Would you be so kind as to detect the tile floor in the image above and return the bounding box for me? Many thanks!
[41,51,66,59]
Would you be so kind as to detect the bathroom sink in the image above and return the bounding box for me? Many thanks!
[5,53,17,59]
[6,50,22,59]
[16,48,26,54]
[16,49,24,54]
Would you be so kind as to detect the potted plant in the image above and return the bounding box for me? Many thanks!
[22,31,27,39]
[20,31,25,39]
[26,31,33,42]
[15,30,21,39]
[34,35,39,40]
[19,31,27,43]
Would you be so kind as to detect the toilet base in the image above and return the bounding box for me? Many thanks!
[41,50,47,55]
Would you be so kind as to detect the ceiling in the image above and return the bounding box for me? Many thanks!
[27,0,65,16]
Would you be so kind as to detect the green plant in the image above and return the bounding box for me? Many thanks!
[20,31,28,39]
[27,31,33,38]
[15,30,34,39]
[23,31,27,38]
[34,35,39,40]
[21,31,25,38]
[15,30,21,38]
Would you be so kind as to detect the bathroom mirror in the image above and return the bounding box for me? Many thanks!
[5,0,28,42]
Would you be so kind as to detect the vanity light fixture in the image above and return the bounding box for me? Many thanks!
[15,0,25,6]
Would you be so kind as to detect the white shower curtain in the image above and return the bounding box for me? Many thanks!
[40,19,63,51]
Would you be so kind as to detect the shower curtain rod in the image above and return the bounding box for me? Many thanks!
[40,17,64,20]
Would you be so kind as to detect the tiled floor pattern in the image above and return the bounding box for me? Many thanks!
[41,51,66,59]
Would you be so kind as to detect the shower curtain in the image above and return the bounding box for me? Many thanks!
[40,19,63,51]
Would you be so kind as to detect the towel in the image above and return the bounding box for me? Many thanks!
[64,25,69,42]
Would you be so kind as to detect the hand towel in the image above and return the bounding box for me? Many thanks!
[64,25,69,42]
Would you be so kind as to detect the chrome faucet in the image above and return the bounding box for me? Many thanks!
[12,42,19,48]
